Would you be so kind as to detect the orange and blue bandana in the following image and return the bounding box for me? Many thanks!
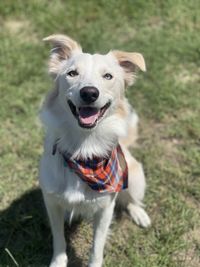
[62,145,128,193]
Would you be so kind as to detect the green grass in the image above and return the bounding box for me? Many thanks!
[0,0,200,266]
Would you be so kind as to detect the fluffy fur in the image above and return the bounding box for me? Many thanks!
[39,34,151,267]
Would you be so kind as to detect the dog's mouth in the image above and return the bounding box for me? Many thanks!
[68,100,111,129]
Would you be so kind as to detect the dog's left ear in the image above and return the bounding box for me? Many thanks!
[43,34,82,77]
[111,50,146,86]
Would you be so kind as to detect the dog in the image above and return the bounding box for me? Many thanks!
[39,34,151,267]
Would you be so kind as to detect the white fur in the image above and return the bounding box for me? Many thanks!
[39,35,150,267]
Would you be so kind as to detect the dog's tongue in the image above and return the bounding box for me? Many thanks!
[79,107,100,125]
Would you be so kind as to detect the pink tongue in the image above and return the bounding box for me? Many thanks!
[79,107,100,125]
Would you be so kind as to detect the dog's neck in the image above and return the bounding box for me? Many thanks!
[51,122,118,159]
[40,94,127,160]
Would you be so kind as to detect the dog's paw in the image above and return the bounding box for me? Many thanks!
[50,253,68,267]
[127,204,151,228]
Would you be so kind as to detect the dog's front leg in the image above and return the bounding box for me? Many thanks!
[89,197,116,267]
[44,194,67,267]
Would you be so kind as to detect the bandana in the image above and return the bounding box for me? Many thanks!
[62,145,128,193]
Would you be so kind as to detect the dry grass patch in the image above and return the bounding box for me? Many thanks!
[147,16,164,30]
[173,227,200,267]
[174,65,200,85]
[3,18,39,43]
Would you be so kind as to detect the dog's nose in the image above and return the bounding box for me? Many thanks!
[80,87,99,104]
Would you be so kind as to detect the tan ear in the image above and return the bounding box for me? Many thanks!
[43,34,82,77]
[112,50,146,86]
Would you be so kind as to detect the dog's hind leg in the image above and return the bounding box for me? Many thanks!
[89,196,116,267]
[43,193,68,267]
[117,148,151,228]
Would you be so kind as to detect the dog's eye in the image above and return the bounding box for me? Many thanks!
[67,70,79,77]
[103,73,113,80]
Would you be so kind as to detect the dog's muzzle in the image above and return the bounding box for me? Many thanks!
[68,99,111,129]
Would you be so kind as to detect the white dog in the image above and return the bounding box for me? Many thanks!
[39,34,151,267]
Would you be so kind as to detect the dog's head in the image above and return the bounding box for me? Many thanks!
[44,34,146,130]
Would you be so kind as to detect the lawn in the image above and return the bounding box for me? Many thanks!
[0,0,200,266]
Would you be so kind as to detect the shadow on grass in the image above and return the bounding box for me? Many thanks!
[0,188,84,267]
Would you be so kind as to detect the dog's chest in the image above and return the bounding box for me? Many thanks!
[39,151,113,212]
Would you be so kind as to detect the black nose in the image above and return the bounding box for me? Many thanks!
[80,87,99,104]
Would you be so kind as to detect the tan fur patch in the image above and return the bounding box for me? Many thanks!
[128,156,141,174]
[117,100,138,148]
[43,34,82,76]
[112,50,146,86]
[116,100,128,118]
[120,126,138,148]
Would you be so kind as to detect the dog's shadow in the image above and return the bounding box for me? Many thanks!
[0,188,85,267]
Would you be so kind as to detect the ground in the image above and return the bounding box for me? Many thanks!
[0,1,200,266]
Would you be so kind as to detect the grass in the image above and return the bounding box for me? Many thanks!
[0,0,200,266]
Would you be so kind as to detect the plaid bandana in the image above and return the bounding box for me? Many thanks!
[62,145,128,193]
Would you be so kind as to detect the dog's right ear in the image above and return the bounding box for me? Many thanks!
[43,34,82,77]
